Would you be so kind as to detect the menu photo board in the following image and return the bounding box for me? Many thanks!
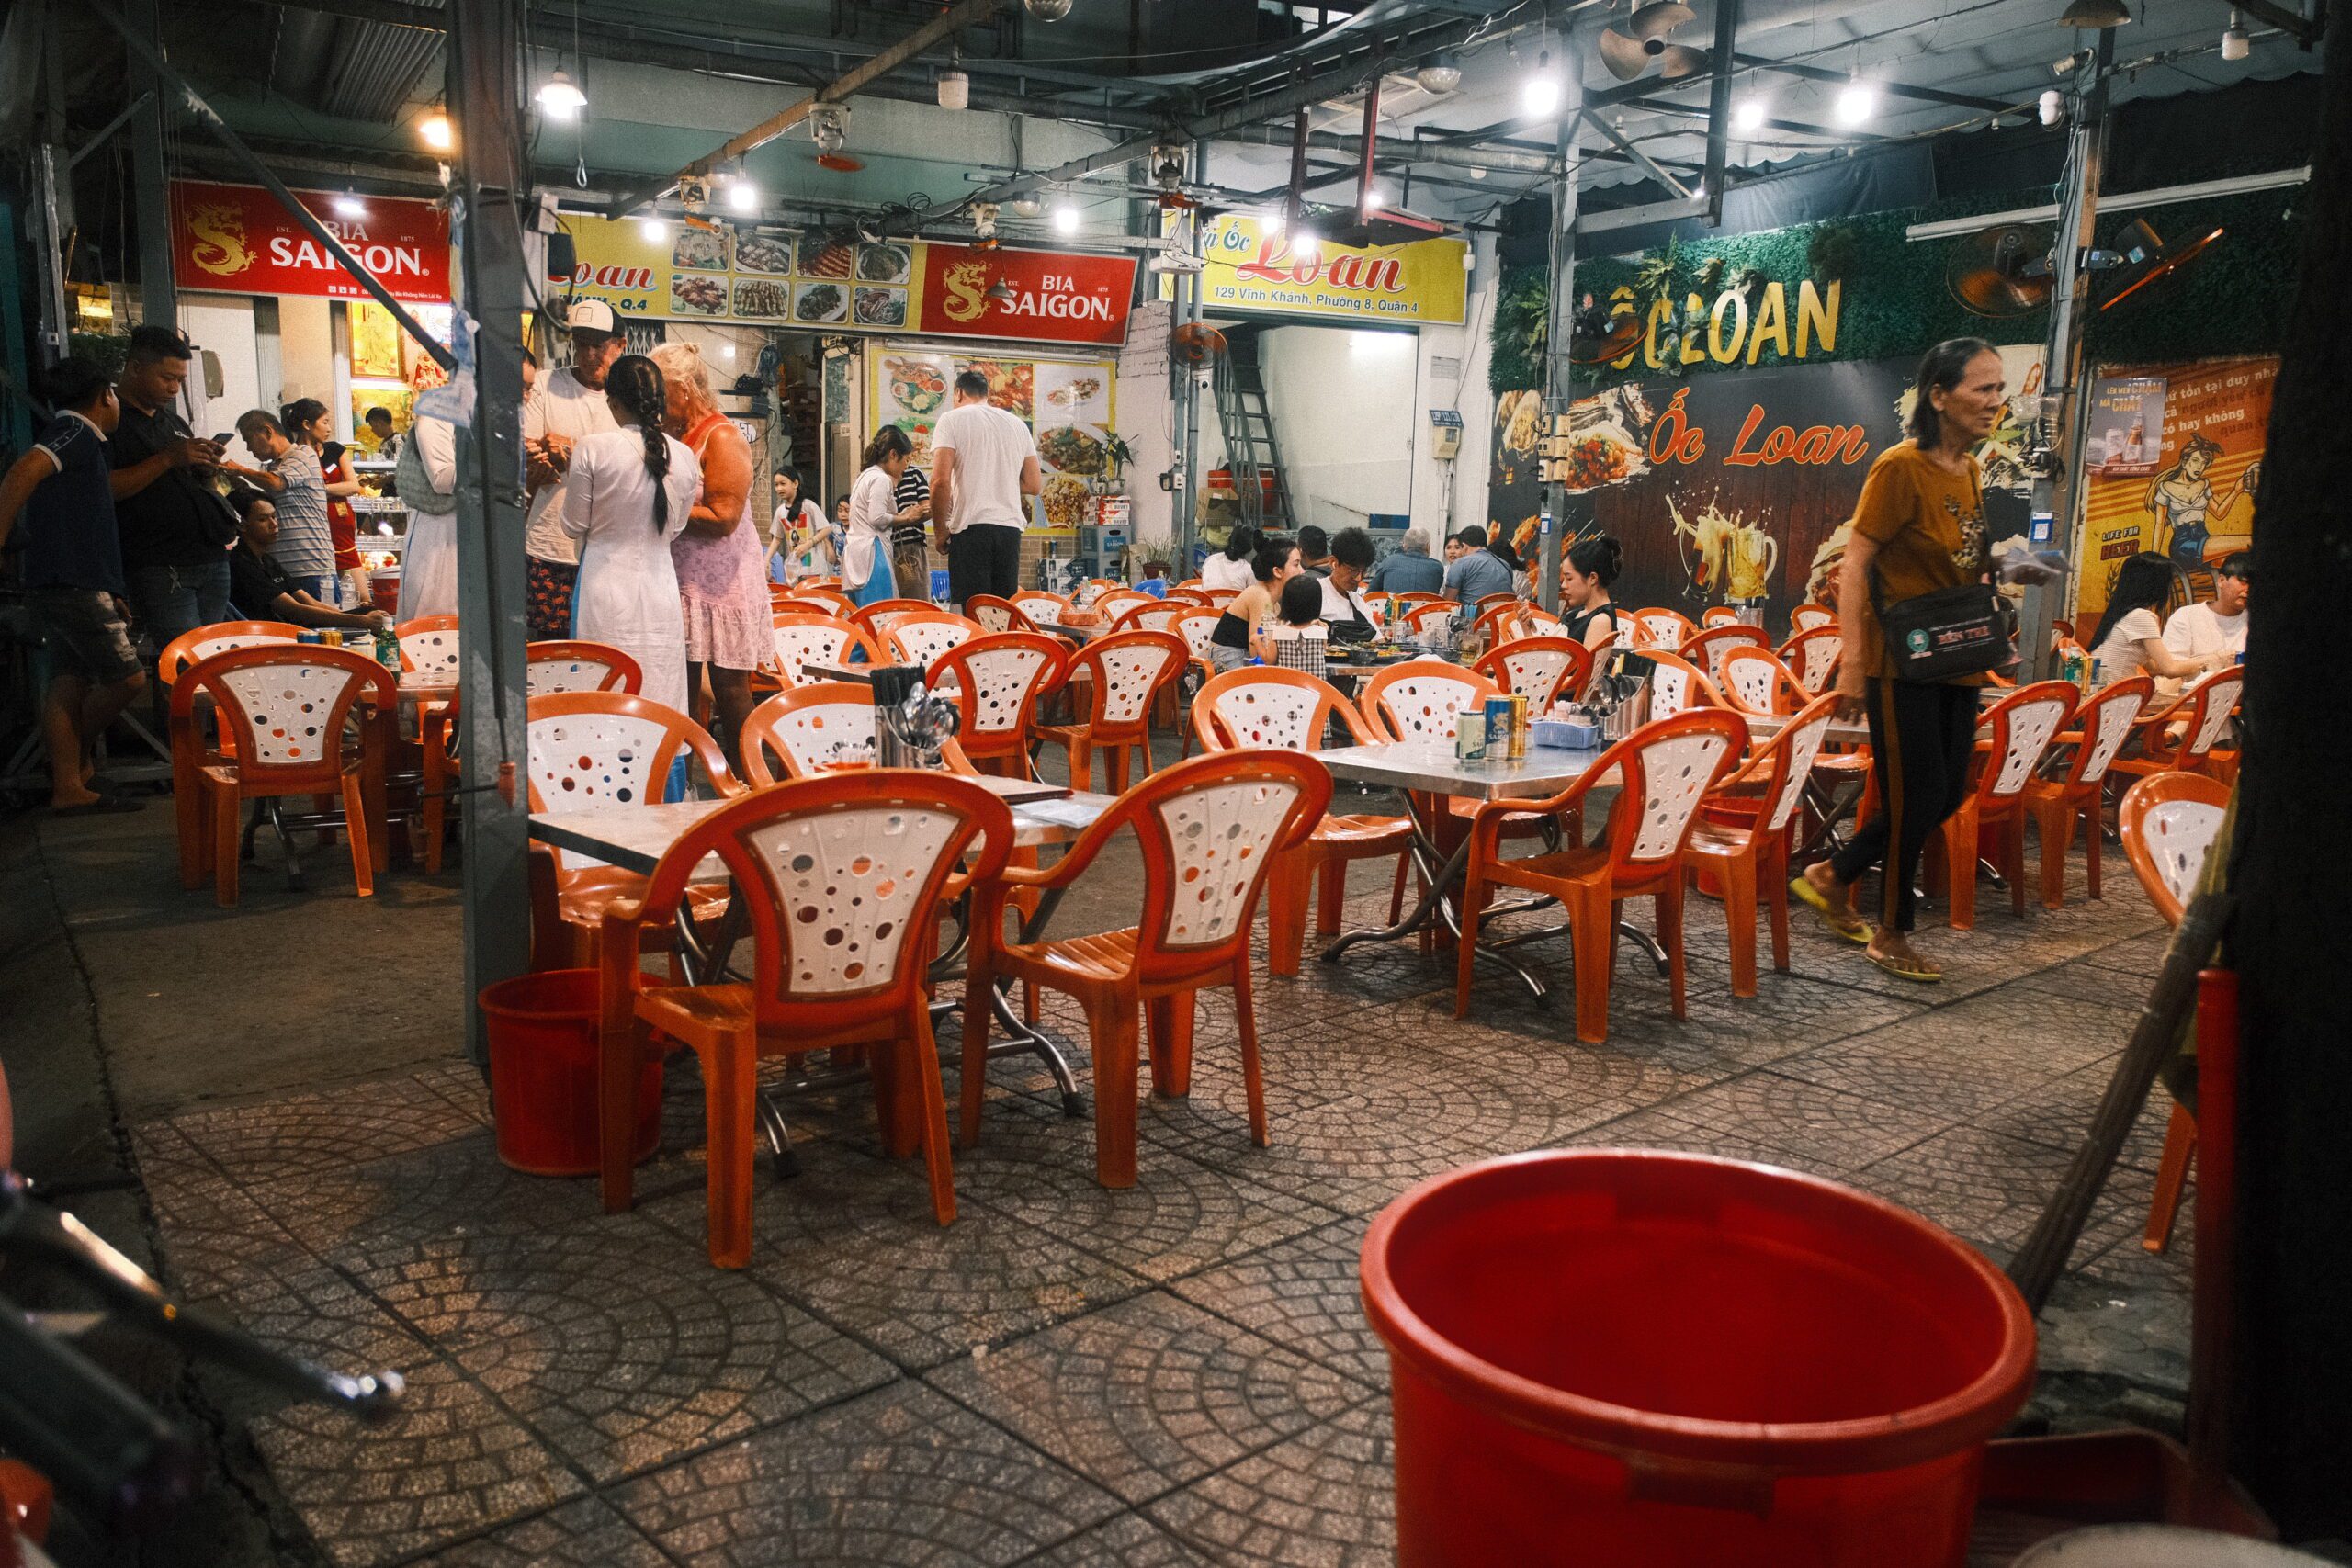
[565,217,1137,345]
[868,344,1115,536]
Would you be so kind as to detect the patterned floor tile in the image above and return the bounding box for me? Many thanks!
[161,1068,489,1186]
[407,1497,671,1567]
[209,1262,579,1568]
[2040,1245,2195,1395]
[931,1292,1368,1505]
[136,1122,316,1303]
[1568,1067,1952,1178]
[243,1127,618,1258]
[1022,1512,1216,1566]
[1767,990,2134,1122]
[2075,929,2174,980]
[1854,1124,2158,1266]
[1169,1218,1385,1386]
[1978,1058,2177,1175]
[611,1381,1121,1567]
[956,1098,1343,1282]
[649,1153,1151,1371]
[1142,1400,1394,1567]
[343,1215,898,1483]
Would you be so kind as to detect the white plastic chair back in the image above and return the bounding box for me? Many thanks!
[2142,798,2226,910]
[865,605,925,637]
[1761,707,1834,832]
[761,698,876,775]
[769,621,861,690]
[399,625,459,679]
[526,708,675,808]
[2187,668,2243,759]
[1092,639,1181,725]
[1012,592,1067,626]
[887,617,977,671]
[526,654,623,696]
[959,643,1058,738]
[1206,677,1325,752]
[1370,667,1487,742]
[1493,645,1577,713]
[1990,694,2072,798]
[1792,632,1842,694]
[1719,649,1791,717]
[2079,685,2145,784]
[1154,775,1305,948]
[1790,605,1836,634]
[1098,591,1152,624]
[741,804,966,996]
[1648,662,1695,720]
[211,660,363,769]
[1629,726,1739,863]
[971,602,1016,634]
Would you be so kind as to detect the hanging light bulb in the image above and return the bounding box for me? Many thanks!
[937,70,970,110]
[537,70,587,120]
[2221,9,2250,58]
[418,110,454,152]
[1052,202,1080,236]
[1363,184,1386,211]
[1010,195,1046,220]
[1292,227,1321,262]
[1834,76,1878,126]
[1261,209,1285,236]
[332,190,368,219]
[1732,97,1767,133]
[2038,88,2066,126]
[1521,51,1562,117]
[726,175,758,214]
[639,215,671,243]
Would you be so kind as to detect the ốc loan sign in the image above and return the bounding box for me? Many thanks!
[171,181,450,304]
[1175,214,1468,327]
[560,213,1136,345]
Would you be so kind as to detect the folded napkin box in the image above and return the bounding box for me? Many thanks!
[1531,716,1600,750]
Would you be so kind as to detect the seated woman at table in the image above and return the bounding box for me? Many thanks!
[1200,526,1257,592]
[2086,551,2230,688]
[557,355,704,716]
[1559,533,1623,655]
[224,489,392,634]
[1262,573,1330,678]
[1208,536,1299,673]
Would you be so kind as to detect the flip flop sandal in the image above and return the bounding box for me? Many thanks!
[1867,948,1943,984]
[1789,874,1872,945]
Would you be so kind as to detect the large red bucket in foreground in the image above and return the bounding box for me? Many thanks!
[479,969,660,1176]
[1361,1150,2035,1568]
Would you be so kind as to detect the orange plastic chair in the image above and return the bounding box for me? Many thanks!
[522,692,741,968]
[1034,629,1190,793]
[1629,607,1698,649]
[421,642,644,873]
[1472,637,1593,716]
[1394,591,1447,607]
[1684,693,1838,998]
[1193,667,1415,976]
[168,645,394,907]
[1474,592,1521,616]
[1400,601,1459,636]
[1456,709,1748,1043]
[394,615,460,678]
[2110,666,2244,787]
[741,683,879,783]
[1715,645,1806,718]
[1779,626,1845,696]
[156,621,304,686]
[964,750,1331,1187]
[1129,604,1225,760]
[927,632,1067,777]
[2020,676,2152,909]
[1114,601,1184,636]
[159,622,307,886]
[1680,624,1770,688]
[1162,587,1215,607]
[881,610,981,671]
[778,583,853,615]
[1700,606,1742,628]
[2119,770,2232,1254]
[1921,681,2077,930]
[1643,650,1724,718]
[597,773,1015,1264]
[1789,604,1837,635]
[1095,589,1153,625]
[762,614,878,693]
[1010,590,1073,627]
[965,594,1036,635]
[772,593,843,618]
[1356,660,1500,743]
[848,597,939,641]
[1470,604,1526,649]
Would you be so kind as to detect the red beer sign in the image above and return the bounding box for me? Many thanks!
[915,244,1136,345]
[172,180,451,303]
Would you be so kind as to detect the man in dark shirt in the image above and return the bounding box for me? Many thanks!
[0,358,146,812]
[890,462,933,602]
[108,325,233,652]
[1296,524,1332,578]
[226,490,393,634]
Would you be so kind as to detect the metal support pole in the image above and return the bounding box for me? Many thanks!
[2027,27,2115,682]
[447,0,533,1064]
[86,0,454,372]
[31,144,71,364]
[1702,0,1741,224]
[126,0,176,328]
[1178,144,1207,569]
[1537,90,1581,616]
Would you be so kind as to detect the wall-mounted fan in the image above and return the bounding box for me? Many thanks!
[1946,223,2056,318]
[1600,2,1708,84]
[1170,322,1228,367]
[2098,218,2226,312]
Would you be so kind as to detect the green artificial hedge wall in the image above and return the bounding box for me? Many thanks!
[1490,185,2303,393]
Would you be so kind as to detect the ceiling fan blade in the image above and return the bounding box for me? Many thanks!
[1599,29,1653,82]
[1655,45,1710,80]
[1628,0,1697,41]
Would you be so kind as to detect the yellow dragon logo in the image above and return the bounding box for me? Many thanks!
[941,260,991,324]
[187,202,254,277]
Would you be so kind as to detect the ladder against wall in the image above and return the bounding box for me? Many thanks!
[1213,327,1295,535]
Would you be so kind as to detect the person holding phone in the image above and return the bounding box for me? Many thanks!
[107,325,234,650]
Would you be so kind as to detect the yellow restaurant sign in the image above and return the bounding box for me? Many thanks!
[1603,277,1844,371]
[1171,215,1468,327]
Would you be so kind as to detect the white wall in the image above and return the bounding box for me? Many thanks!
[1440,232,1502,543]
[1257,323,1416,534]
[276,296,335,406]
[177,298,263,438]
[1115,299,1177,555]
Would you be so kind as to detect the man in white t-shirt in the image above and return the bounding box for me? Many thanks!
[521,300,625,639]
[2158,551,2248,694]
[929,369,1041,608]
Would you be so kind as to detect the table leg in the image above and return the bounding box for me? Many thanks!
[1320,791,1559,1000]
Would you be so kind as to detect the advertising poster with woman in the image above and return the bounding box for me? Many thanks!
[2075,355,2272,630]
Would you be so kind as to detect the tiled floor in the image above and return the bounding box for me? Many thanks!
[129,853,2188,1567]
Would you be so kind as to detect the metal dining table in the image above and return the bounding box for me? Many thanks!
[529,776,1114,1168]
[1316,739,1665,1000]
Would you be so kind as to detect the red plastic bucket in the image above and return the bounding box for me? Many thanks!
[1361,1150,2035,1568]
[479,969,661,1176]
[368,568,401,619]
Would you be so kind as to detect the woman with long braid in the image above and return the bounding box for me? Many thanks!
[557,354,703,715]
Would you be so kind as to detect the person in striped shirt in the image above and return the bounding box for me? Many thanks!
[226,405,338,604]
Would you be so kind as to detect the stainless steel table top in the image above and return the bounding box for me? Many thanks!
[1317,740,1609,802]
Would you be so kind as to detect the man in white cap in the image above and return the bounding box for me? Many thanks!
[521,299,626,639]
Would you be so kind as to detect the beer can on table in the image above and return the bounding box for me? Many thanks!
[321,629,343,649]
[296,630,322,644]
[1455,709,1486,761]
[1485,697,1514,759]
[1509,694,1529,758]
